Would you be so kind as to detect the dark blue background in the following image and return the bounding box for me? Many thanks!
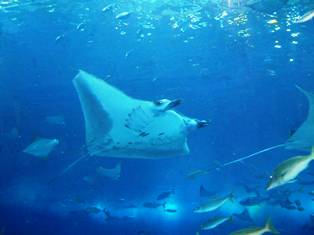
[0,0,314,234]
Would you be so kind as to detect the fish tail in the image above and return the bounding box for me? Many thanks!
[265,217,280,234]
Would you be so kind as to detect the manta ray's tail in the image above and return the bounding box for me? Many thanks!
[222,144,285,167]
[49,153,90,184]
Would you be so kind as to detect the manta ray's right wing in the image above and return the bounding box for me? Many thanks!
[73,70,139,152]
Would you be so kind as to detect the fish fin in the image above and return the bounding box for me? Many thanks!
[265,217,280,234]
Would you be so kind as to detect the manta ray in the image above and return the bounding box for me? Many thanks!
[23,137,59,158]
[224,85,314,166]
[73,70,208,159]
[97,163,121,180]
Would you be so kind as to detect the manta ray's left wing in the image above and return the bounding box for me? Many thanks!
[73,70,141,150]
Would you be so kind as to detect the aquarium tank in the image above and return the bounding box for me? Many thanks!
[0,0,314,234]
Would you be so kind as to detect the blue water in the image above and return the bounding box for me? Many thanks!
[1,0,314,234]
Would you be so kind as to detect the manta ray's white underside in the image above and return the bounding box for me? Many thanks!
[73,70,199,159]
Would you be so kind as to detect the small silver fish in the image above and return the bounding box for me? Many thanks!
[76,22,85,31]
[295,10,314,24]
[115,12,131,20]
[102,4,114,13]
[55,34,65,43]
[266,148,314,190]
[201,216,232,230]
[194,193,234,213]
[186,169,209,179]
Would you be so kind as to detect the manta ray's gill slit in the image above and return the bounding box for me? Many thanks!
[125,107,147,134]
[137,106,151,124]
